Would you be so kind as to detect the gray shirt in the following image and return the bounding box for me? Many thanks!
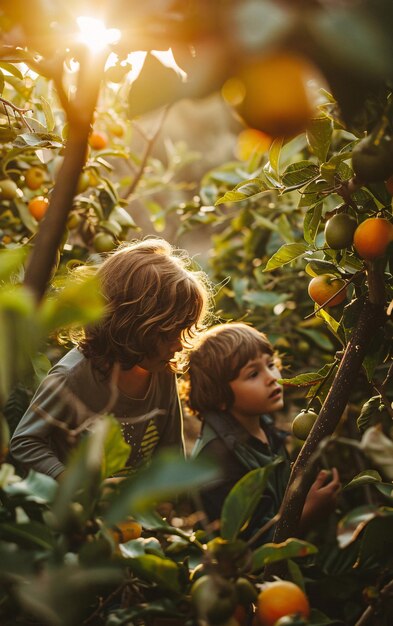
[10,348,184,479]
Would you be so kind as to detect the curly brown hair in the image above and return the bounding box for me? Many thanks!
[185,322,276,418]
[74,238,211,375]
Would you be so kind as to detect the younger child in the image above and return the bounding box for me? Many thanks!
[10,238,211,481]
[185,322,340,542]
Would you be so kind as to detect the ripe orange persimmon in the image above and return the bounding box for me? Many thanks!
[229,53,318,138]
[88,130,108,150]
[353,217,393,260]
[308,274,347,307]
[28,196,49,221]
[110,520,142,544]
[256,581,310,626]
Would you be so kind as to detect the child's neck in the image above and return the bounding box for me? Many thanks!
[229,410,269,445]
[116,364,152,399]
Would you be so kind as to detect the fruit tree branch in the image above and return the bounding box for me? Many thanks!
[265,297,385,579]
[24,49,107,302]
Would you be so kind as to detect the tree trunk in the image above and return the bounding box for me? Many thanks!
[24,50,106,302]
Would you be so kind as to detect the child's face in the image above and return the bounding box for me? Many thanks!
[139,332,183,373]
[228,352,283,419]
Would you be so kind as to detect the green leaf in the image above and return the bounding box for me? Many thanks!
[280,371,326,388]
[268,137,284,176]
[336,504,380,548]
[0,521,55,550]
[39,96,55,132]
[4,470,57,503]
[0,62,24,80]
[316,307,341,337]
[0,246,28,281]
[263,243,308,272]
[39,274,105,333]
[104,451,220,524]
[251,538,317,571]
[125,555,181,592]
[100,416,131,479]
[306,116,333,163]
[303,203,322,245]
[356,396,383,433]
[281,161,319,190]
[221,460,282,540]
[215,178,270,205]
[343,470,382,491]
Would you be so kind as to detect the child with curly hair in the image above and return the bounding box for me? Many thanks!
[10,238,211,480]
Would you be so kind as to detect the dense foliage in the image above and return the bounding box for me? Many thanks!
[0,1,393,625]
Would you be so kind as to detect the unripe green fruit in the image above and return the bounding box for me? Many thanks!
[352,135,393,182]
[235,577,258,605]
[191,575,238,624]
[324,213,357,249]
[292,410,318,441]
[93,232,116,252]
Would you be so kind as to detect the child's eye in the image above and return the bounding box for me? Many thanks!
[248,370,258,378]
[268,361,276,369]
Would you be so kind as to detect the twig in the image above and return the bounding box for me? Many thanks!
[354,578,393,626]
[123,106,170,201]
[0,96,33,131]
[372,361,393,420]
[82,582,127,625]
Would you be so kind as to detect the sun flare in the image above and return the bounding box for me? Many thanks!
[76,17,121,53]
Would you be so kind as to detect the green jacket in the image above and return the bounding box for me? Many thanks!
[192,410,291,543]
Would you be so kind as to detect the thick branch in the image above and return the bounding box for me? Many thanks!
[24,50,106,302]
[265,297,385,579]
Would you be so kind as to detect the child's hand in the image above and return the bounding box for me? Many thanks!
[300,467,341,533]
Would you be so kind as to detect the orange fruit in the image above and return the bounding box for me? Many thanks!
[236,129,272,161]
[28,196,49,221]
[353,217,393,260]
[25,166,46,190]
[256,581,310,626]
[110,520,142,544]
[88,130,108,150]
[230,53,318,138]
[308,274,347,307]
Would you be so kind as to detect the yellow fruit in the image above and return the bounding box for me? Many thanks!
[308,274,347,307]
[28,196,49,221]
[76,171,90,194]
[232,53,317,138]
[353,217,393,260]
[256,581,310,626]
[25,166,46,190]
[0,179,19,200]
